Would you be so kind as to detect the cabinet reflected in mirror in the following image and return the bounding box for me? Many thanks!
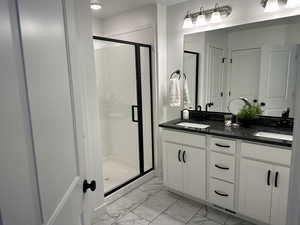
[183,16,300,117]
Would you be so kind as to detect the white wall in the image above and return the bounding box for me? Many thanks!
[92,4,156,45]
[165,0,300,120]
[92,17,103,36]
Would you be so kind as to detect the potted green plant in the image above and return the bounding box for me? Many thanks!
[237,100,265,127]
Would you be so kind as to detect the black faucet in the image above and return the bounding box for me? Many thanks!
[279,108,290,127]
[197,105,202,112]
[205,102,214,112]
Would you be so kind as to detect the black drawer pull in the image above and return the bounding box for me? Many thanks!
[178,150,181,162]
[267,170,271,186]
[275,172,279,188]
[183,151,186,163]
[214,190,229,197]
[215,143,230,148]
[215,164,230,170]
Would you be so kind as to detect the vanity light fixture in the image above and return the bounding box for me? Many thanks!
[210,4,222,23]
[90,0,102,10]
[182,4,232,28]
[196,7,207,26]
[183,11,193,29]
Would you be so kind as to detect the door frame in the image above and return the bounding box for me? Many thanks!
[92,36,155,197]
[184,50,200,109]
[62,0,104,223]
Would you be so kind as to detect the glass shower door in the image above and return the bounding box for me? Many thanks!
[94,39,140,193]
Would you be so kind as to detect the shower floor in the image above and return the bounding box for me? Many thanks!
[103,158,139,193]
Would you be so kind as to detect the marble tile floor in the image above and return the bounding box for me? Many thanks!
[93,177,256,225]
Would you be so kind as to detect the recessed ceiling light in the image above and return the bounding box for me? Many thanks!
[90,0,102,10]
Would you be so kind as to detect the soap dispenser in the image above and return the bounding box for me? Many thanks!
[181,108,190,120]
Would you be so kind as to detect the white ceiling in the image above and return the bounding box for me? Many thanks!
[92,0,188,19]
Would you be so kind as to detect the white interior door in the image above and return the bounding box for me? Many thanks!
[207,46,225,112]
[259,45,297,117]
[228,48,261,105]
[14,0,89,224]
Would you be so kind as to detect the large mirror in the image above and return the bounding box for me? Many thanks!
[184,16,300,117]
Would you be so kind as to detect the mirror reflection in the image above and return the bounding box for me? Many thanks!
[184,16,300,117]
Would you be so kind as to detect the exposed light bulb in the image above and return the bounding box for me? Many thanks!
[196,14,207,26]
[286,0,300,8]
[210,4,222,23]
[210,11,221,23]
[91,3,102,10]
[196,7,206,26]
[264,0,280,12]
[183,13,193,29]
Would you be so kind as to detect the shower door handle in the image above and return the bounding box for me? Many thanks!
[131,105,138,122]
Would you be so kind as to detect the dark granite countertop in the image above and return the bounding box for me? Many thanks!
[159,119,293,148]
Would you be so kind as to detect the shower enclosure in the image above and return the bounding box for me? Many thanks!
[93,36,154,196]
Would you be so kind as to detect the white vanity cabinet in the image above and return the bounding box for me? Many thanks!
[163,130,206,200]
[239,143,291,225]
[161,129,291,225]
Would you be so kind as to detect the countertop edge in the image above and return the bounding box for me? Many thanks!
[159,123,292,148]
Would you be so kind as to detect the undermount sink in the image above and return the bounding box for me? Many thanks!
[176,122,210,129]
[254,132,293,141]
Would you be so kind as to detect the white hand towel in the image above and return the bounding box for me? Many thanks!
[183,78,191,108]
[168,78,181,107]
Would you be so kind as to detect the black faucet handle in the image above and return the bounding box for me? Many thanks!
[282,108,290,119]
[197,105,202,111]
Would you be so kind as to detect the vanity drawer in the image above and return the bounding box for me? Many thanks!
[241,143,291,166]
[210,152,235,183]
[210,137,236,154]
[162,130,206,148]
[209,178,234,210]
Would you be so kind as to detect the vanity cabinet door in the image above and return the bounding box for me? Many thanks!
[270,166,290,225]
[163,142,184,192]
[239,159,272,224]
[183,146,206,200]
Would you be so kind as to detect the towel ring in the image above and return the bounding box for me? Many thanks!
[170,69,185,80]
[170,69,181,79]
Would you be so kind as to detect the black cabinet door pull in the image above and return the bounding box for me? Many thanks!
[178,150,181,162]
[267,170,271,186]
[183,151,186,163]
[214,190,229,197]
[275,172,279,188]
[215,143,230,148]
[215,164,230,170]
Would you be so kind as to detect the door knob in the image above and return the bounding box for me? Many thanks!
[83,180,96,193]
